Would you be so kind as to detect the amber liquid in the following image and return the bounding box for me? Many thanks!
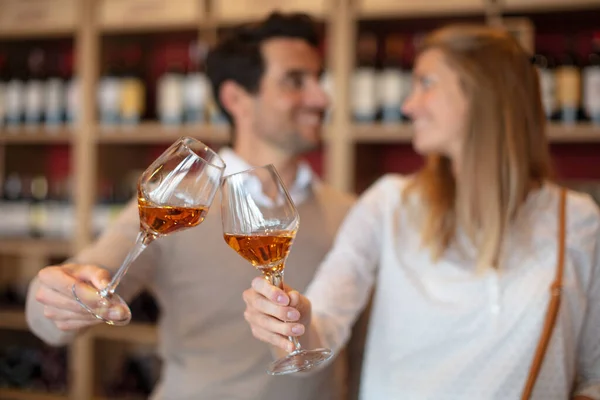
[138,198,208,236]
[224,232,295,274]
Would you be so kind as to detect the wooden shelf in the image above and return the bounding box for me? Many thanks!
[0,389,67,400]
[0,0,77,39]
[352,123,600,144]
[0,127,73,144]
[352,123,412,143]
[0,238,72,257]
[502,0,600,13]
[98,0,205,33]
[214,0,327,24]
[547,123,600,142]
[0,308,158,346]
[96,123,230,144]
[92,322,157,345]
[0,309,27,330]
[357,0,485,18]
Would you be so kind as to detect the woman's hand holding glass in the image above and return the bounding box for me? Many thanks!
[243,276,313,353]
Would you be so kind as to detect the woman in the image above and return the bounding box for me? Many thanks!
[243,24,600,399]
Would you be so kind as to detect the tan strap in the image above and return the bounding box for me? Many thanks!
[521,187,567,400]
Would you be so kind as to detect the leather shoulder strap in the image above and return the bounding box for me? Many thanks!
[521,187,567,400]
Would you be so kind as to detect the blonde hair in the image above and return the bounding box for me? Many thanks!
[404,24,553,271]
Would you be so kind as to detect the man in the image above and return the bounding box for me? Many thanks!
[25,12,357,400]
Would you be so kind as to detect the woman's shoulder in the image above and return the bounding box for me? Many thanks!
[564,185,600,237]
[543,182,600,245]
[364,173,415,196]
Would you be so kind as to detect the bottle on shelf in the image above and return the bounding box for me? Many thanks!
[157,59,185,126]
[320,69,334,122]
[24,48,47,129]
[555,35,582,125]
[120,45,146,126]
[184,40,210,124]
[5,55,25,130]
[377,34,410,123]
[93,178,115,237]
[98,51,122,126]
[0,54,7,128]
[62,51,79,126]
[532,50,558,121]
[29,174,49,238]
[583,31,600,125]
[0,172,30,237]
[44,52,67,130]
[351,32,379,123]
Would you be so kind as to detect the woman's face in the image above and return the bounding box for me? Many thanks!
[402,48,469,161]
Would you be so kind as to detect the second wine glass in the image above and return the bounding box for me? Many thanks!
[72,137,225,325]
[221,164,334,375]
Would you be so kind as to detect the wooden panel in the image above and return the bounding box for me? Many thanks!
[96,123,229,144]
[0,310,27,330]
[0,388,67,400]
[325,0,354,192]
[92,322,158,345]
[358,0,485,18]
[0,0,77,38]
[352,123,600,143]
[0,238,72,256]
[214,0,327,24]
[0,127,73,144]
[502,0,600,12]
[99,0,204,32]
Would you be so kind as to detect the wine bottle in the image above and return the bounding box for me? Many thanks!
[120,45,145,125]
[0,54,7,128]
[583,31,600,125]
[5,55,25,129]
[24,48,47,128]
[98,51,122,126]
[352,32,378,122]
[184,41,210,124]
[555,35,582,124]
[44,52,66,129]
[532,51,558,120]
[157,61,185,126]
[377,34,407,123]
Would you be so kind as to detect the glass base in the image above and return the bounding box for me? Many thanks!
[71,281,131,326]
[267,348,334,376]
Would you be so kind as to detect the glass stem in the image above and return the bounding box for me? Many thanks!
[100,231,155,297]
[265,268,302,353]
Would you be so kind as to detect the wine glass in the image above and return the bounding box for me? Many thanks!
[221,164,334,375]
[72,137,225,326]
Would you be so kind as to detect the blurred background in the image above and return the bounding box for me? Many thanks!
[0,0,599,399]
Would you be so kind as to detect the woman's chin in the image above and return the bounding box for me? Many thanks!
[412,136,433,156]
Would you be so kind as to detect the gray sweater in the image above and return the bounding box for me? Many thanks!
[26,183,358,400]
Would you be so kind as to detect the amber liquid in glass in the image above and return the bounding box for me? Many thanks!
[224,232,295,274]
[138,198,208,236]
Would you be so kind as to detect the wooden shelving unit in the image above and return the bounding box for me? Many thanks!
[0,128,73,144]
[0,308,157,345]
[0,309,27,330]
[0,238,72,257]
[96,123,229,144]
[1,0,599,399]
[92,322,157,345]
[0,388,67,400]
[352,123,600,143]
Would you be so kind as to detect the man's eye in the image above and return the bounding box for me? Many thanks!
[286,75,305,89]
